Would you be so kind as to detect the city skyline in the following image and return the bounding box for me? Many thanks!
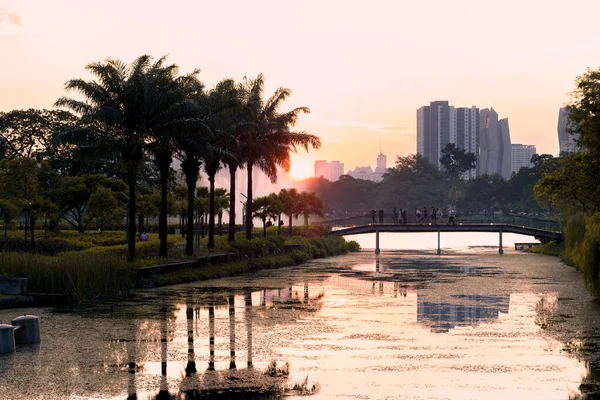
[2,1,600,176]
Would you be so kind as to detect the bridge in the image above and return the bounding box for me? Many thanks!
[322,215,563,254]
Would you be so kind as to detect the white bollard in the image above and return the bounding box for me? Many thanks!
[0,323,16,354]
[11,315,40,344]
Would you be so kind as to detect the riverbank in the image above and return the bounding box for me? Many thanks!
[529,241,576,267]
[0,228,360,308]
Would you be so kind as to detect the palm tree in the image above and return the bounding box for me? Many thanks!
[215,188,230,235]
[267,193,284,234]
[239,74,321,240]
[144,58,203,258]
[55,55,200,261]
[297,192,324,226]
[202,79,238,249]
[279,188,300,235]
[252,195,273,237]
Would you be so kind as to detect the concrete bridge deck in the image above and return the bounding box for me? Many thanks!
[329,223,563,254]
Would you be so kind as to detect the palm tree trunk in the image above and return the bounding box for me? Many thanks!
[183,159,199,256]
[127,178,136,263]
[30,215,35,249]
[263,219,267,237]
[245,163,253,240]
[208,174,216,250]
[228,164,237,242]
[158,158,170,258]
[288,213,293,236]
[277,214,281,235]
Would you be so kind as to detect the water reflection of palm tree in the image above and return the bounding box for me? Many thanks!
[126,321,137,400]
[229,295,237,369]
[208,303,215,371]
[245,291,253,368]
[185,301,196,376]
[159,306,169,397]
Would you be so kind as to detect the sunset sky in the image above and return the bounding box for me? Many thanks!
[2,0,600,179]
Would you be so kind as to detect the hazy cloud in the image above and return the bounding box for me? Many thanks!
[0,9,21,26]
[324,120,409,134]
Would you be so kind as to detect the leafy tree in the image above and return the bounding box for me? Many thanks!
[0,199,19,238]
[0,158,43,247]
[88,187,120,232]
[0,109,77,161]
[439,143,477,180]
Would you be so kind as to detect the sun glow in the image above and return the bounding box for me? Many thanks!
[288,160,313,181]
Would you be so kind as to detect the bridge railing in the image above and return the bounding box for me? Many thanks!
[315,213,562,232]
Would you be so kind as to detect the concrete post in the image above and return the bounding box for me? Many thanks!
[437,229,441,255]
[499,229,504,254]
[375,229,380,254]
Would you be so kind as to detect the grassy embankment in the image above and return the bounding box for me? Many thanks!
[530,212,600,296]
[0,226,360,305]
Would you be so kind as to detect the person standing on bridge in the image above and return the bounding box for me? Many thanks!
[448,208,456,225]
[393,207,398,224]
[416,208,422,224]
[423,206,428,224]
[402,208,408,225]
[370,209,376,223]
[431,206,437,225]
[378,209,384,223]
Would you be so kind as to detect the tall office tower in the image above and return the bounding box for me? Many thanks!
[314,160,344,182]
[329,161,344,181]
[478,108,499,176]
[558,107,579,154]
[498,118,512,179]
[314,160,327,180]
[455,106,479,179]
[375,152,387,173]
[511,144,537,174]
[478,109,512,178]
[417,101,454,168]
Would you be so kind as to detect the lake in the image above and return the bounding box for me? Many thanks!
[0,232,598,399]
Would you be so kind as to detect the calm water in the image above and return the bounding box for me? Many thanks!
[1,233,600,399]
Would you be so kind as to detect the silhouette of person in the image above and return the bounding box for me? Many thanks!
[370,209,376,223]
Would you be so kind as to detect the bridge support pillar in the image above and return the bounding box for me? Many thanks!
[499,229,503,254]
[437,229,441,255]
[375,229,380,254]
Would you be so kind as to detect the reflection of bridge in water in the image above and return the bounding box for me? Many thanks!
[326,215,563,254]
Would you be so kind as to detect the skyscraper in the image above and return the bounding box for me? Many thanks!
[558,107,579,154]
[478,109,512,178]
[314,160,344,182]
[455,106,479,179]
[511,144,536,174]
[498,118,512,179]
[417,101,453,168]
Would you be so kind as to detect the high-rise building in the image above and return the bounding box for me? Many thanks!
[314,160,344,182]
[478,108,512,179]
[558,107,579,155]
[511,144,536,174]
[418,101,479,178]
[375,152,387,173]
[498,118,512,179]
[417,101,453,168]
[455,106,479,179]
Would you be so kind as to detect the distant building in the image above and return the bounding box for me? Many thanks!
[347,152,387,182]
[314,160,344,182]
[375,152,387,173]
[558,107,579,155]
[417,101,453,169]
[478,108,512,179]
[455,106,479,179]
[511,144,536,174]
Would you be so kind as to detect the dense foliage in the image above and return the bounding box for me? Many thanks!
[534,67,600,296]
